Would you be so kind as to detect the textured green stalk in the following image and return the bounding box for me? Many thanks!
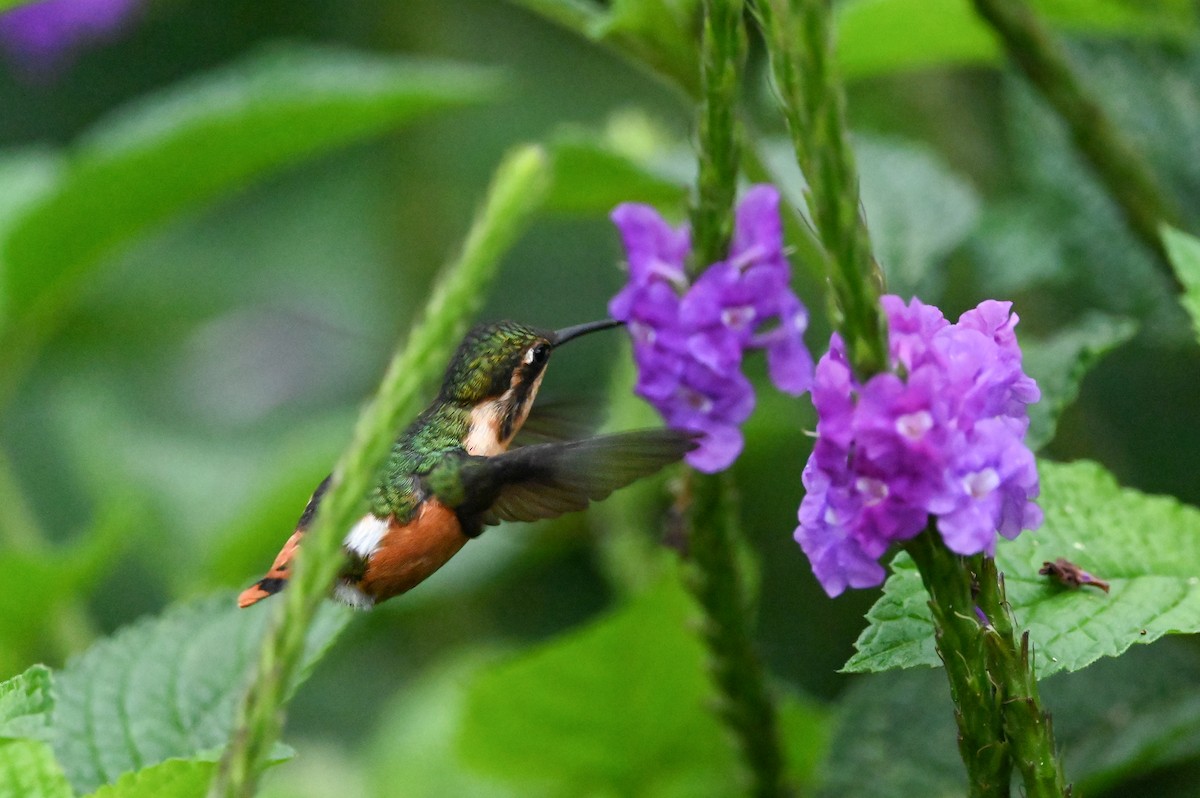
[977,559,1070,797]
[906,532,1012,798]
[751,0,888,380]
[971,0,1184,291]
[207,145,550,798]
[688,0,747,272]
[682,2,791,795]
[685,472,790,797]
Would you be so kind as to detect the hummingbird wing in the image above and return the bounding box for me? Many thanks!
[428,429,696,527]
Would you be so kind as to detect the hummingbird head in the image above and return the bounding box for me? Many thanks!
[441,319,620,455]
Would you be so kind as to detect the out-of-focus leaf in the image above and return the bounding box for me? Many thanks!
[856,135,979,298]
[545,134,686,216]
[845,460,1200,676]
[459,575,826,795]
[1048,640,1200,794]
[589,0,700,94]
[1162,226,1200,344]
[836,0,1197,79]
[822,640,1200,797]
[1021,313,1137,450]
[0,665,53,742]
[0,740,72,798]
[84,759,214,798]
[0,45,500,330]
[52,593,351,793]
[818,669,964,798]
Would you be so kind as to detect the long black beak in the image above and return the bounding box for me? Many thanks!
[552,318,623,347]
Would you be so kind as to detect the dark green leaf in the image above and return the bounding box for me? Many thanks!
[1021,313,1137,450]
[545,133,686,216]
[0,46,500,329]
[846,460,1200,676]
[0,666,53,742]
[52,593,351,793]
[856,135,979,298]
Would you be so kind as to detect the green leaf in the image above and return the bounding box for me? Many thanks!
[836,0,1197,80]
[1162,225,1200,344]
[589,0,700,94]
[1021,313,1137,450]
[0,740,73,798]
[0,665,53,742]
[0,45,500,330]
[819,669,965,798]
[545,132,686,216]
[84,759,214,798]
[52,593,351,793]
[856,135,979,298]
[458,577,746,795]
[845,459,1200,677]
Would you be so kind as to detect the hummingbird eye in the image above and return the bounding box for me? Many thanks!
[524,343,550,367]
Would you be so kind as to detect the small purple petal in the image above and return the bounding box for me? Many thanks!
[0,0,140,78]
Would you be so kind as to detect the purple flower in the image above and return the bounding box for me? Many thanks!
[795,296,1042,597]
[609,185,813,472]
[0,0,140,79]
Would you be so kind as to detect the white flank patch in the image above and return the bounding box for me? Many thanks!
[343,514,390,558]
[334,581,375,610]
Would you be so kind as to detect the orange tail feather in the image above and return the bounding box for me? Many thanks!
[238,530,304,608]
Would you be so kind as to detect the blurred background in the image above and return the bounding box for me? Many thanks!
[2,1,1199,796]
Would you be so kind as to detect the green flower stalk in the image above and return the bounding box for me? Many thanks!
[207,144,550,798]
[750,0,887,380]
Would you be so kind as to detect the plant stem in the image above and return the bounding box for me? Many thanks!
[681,2,792,795]
[685,472,790,797]
[751,0,888,380]
[971,0,1184,292]
[905,532,1012,798]
[207,144,550,798]
[688,0,747,273]
[976,559,1069,797]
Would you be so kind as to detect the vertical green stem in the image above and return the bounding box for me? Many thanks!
[207,145,550,798]
[977,560,1069,797]
[685,472,790,797]
[971,0,1184,291]
[905,532,1012,798]
[751,0,888,379]
[681,1,792,795]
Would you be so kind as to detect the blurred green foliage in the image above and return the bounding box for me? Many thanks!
[1,0,1199,795]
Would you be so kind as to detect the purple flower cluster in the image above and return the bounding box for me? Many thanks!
[795,296,1042,597]
[0,0,140,79]
[610,185,812,472]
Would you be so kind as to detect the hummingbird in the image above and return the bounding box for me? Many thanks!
[238,318,694,610]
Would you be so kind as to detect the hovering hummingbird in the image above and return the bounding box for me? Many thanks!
[238,318,694,610]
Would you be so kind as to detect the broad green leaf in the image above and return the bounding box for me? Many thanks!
[459,576,825,796]
[545,132,686,216]
[845,460,1200,676]
[589,0,700,94]
[856,135,979,298]
[836,0,1196,80]
[0,740,72,798]
[1021,313,1137,450]
[85,759,214,798]
[0,45,500,328]
[0,665,53,742]
[1162,225,1200,344]
[52,593,351,793]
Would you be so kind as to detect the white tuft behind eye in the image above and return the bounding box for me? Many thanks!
[523,347,536,365]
